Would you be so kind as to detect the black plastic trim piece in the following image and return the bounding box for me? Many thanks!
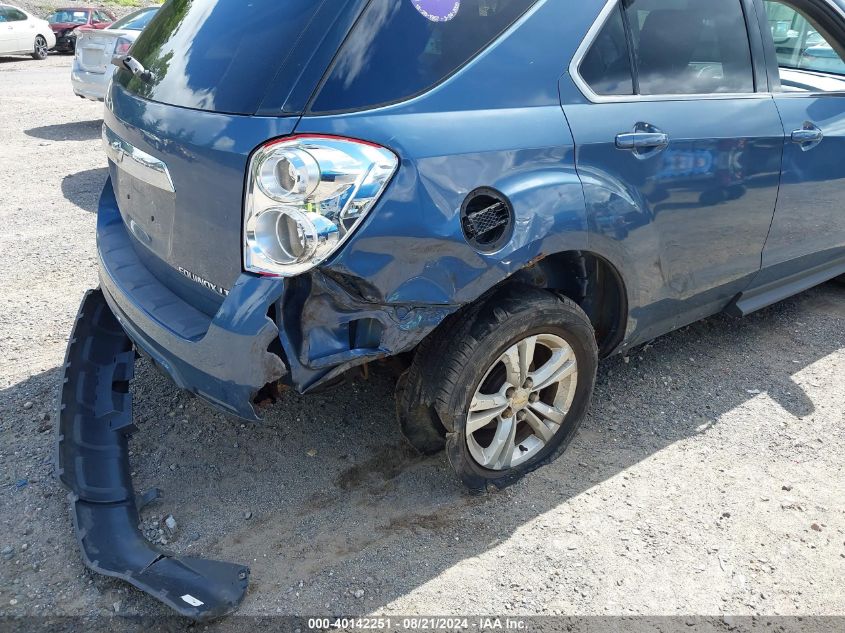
[56,289,250,620]
[726,258,845,317]
[459,187,515,254]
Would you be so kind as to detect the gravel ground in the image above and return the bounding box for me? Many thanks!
[0,55,844,631]
[15,0,159,20]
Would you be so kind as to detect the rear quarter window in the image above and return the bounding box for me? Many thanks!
[310,0,539,113]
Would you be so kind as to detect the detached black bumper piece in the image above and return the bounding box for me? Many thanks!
[56,289,250,620]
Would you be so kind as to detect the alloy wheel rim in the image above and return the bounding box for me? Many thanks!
[466,333,578,471]
[35,37,47,56]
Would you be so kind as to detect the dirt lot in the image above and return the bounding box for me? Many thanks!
[0,55,844,630]
[14,0,159,20]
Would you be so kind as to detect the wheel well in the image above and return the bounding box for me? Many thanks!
[510,251,628,357]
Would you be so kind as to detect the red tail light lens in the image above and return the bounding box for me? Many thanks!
[114,37,132,56]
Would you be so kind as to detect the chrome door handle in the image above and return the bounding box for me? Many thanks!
[616,123,670,159]
[791,123,823,151]
[616,132,670,150]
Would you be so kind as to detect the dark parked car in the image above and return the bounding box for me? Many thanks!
[58,0,845,620]
[47,6,114,52]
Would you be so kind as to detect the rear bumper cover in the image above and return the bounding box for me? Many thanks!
[97,178,286,420]
[96,176,454,419]
[56,289,250,620]
[71,66,108,101]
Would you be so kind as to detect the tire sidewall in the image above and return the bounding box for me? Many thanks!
[444,297,597,491]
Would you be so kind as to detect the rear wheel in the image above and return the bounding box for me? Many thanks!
[32,35,48,60]
[401,286,598,492]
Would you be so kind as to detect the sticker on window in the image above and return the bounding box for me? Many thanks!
[412,0,461,22]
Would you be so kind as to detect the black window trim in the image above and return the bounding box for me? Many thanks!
[571,0,769,103]
[618,1,641,94]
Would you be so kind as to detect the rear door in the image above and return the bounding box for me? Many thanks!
[757,0,845,279]
[0,8,14,54]
[5,6,30,51]
[563,0,784,338]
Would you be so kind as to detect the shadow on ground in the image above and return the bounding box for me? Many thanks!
[25,119,102,142]
[61,167,108,213]
[0,283,842,628]
[0,53,67,63]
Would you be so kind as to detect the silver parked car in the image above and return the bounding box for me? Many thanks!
[0,4,55,59]
[71,6,158,101]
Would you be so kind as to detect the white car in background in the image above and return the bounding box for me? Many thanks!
[0,4,55,60]
[71,5,158,101]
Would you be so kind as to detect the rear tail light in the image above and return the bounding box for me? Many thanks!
[114,36,132,56]
[243,135,398,277]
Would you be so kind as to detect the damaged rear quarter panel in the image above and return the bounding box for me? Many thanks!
[282,2,591,387]
[278,271,456,391]
[296,0,589,309]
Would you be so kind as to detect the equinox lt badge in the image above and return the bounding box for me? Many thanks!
[177,267,230,297]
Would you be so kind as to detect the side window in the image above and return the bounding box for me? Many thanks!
[0,8,7,23]
[580,4,634,96]
[310,0,540,113]
[624,0,755,95]
[577,0,755,98]
[6,8,26,21]
[764,0,845,79]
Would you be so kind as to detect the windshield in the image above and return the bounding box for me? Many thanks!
[49,9,89,24]
[109,7,158,31]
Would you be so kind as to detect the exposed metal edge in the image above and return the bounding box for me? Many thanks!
[55,288,249,620]
[726,258,845,317]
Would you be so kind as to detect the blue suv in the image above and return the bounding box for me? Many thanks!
[58,0,845,618]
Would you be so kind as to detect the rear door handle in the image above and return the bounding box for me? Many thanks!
[791,123,823,150]
[615,132,670,150]
[615,123,670,160]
